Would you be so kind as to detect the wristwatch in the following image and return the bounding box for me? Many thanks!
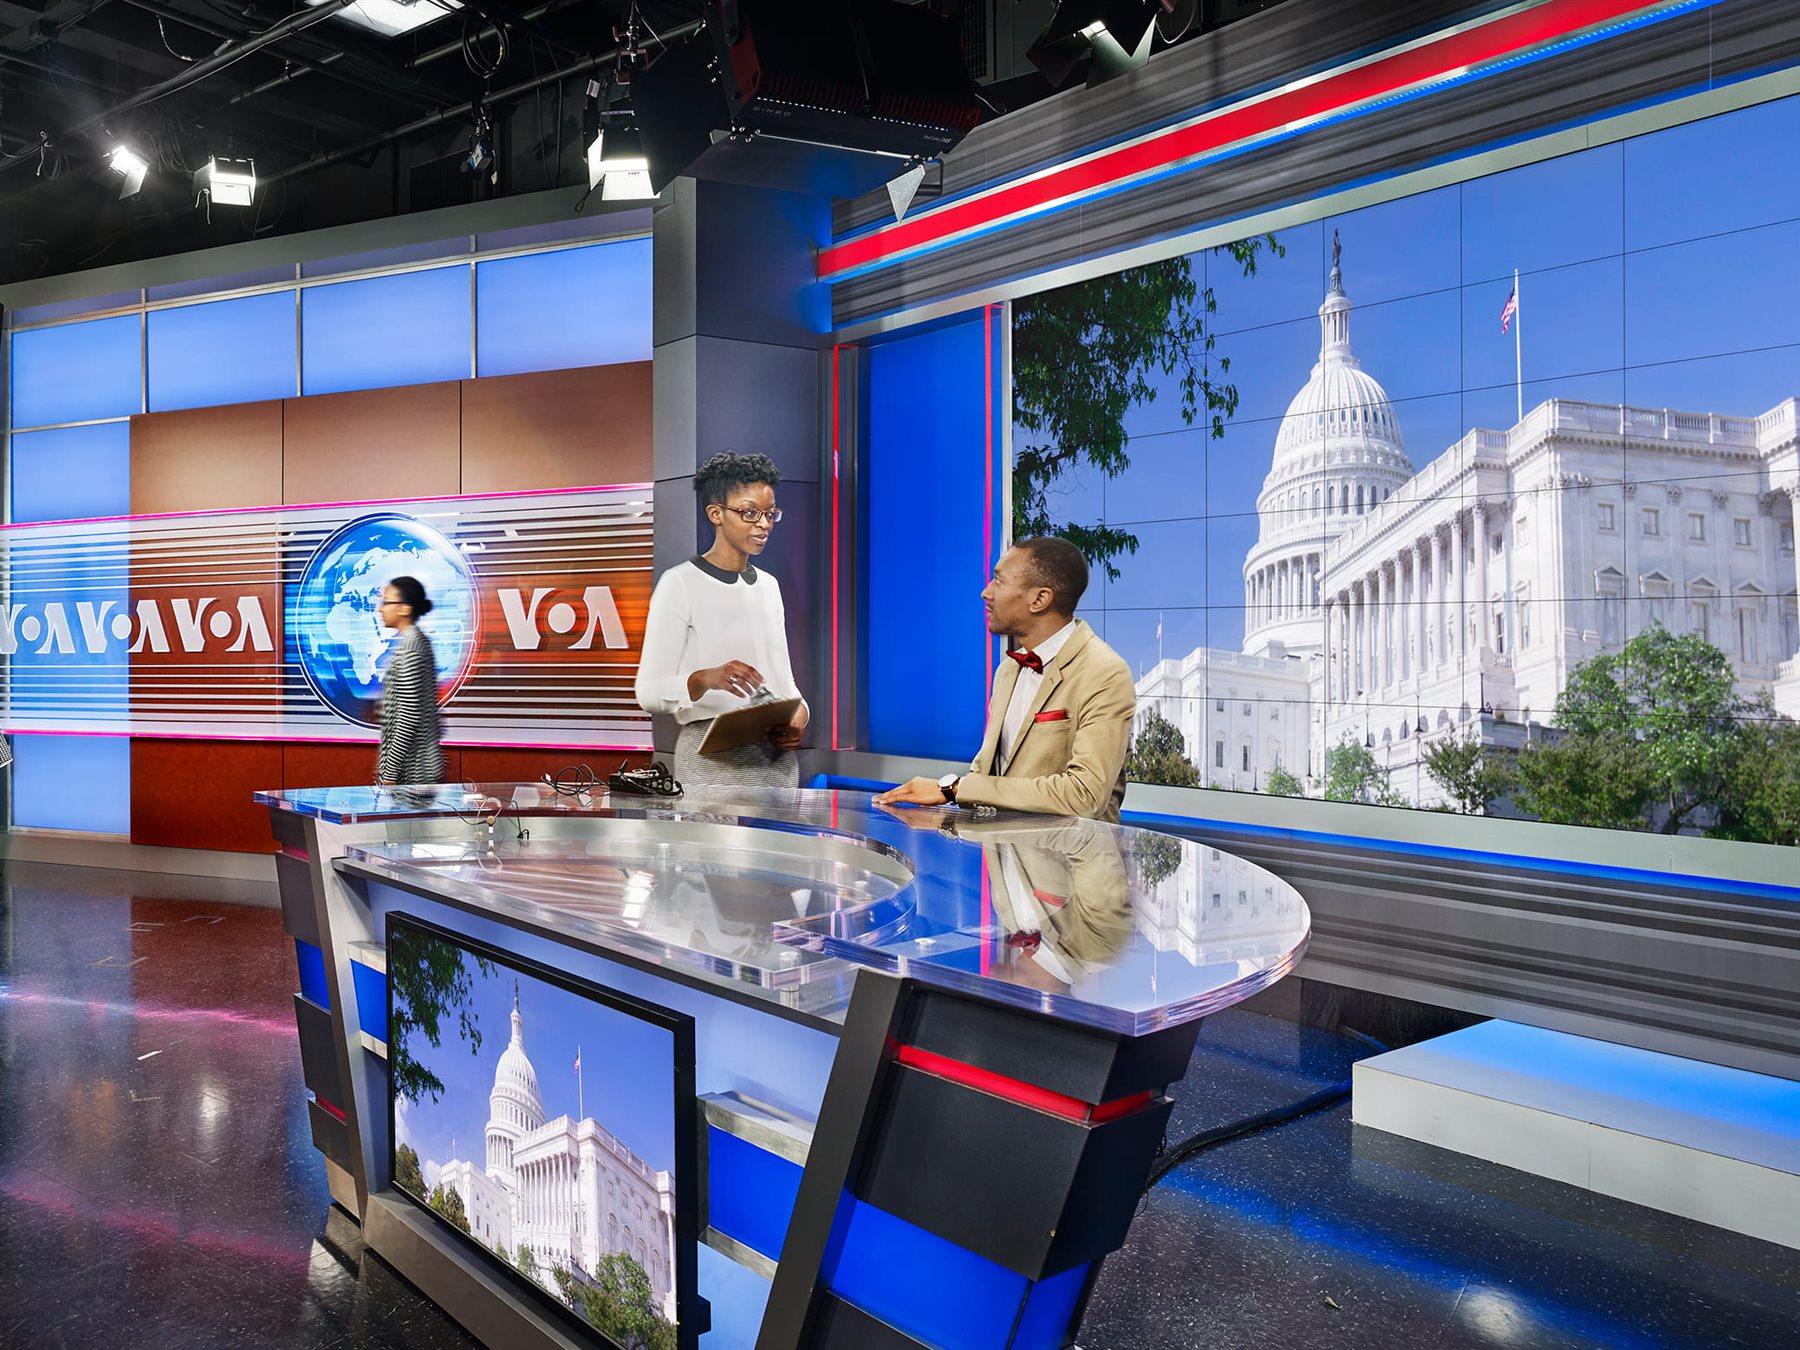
[937,773,961,803]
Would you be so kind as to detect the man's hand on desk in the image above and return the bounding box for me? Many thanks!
[874,777,950,807]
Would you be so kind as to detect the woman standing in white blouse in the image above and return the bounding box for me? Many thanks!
[634,453,809,788]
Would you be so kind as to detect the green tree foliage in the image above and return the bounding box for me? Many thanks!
[1554,624,1740,834]
[1321,738,1400,806]
[1422,731,1514,815]
[393,1143,425,1198]
[570,1253,675,1350]
[551,1262,579,1307]
[1012,236,1282,578]
[427,1183,470,1234]
[1130,829,1184,888]
[1512,734,1656,830]
[389,928,496,1106]
[1265,762,1304,797]
[1712,710,1800,847]
[515,1243,538,1279]
[1125,708,1202,788]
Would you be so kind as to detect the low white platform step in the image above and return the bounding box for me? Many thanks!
[1353,1020,1800,1251]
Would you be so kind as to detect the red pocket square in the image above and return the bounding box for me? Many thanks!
[1034,709,1069,723]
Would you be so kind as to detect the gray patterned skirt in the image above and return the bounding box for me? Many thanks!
[673,719,799,790]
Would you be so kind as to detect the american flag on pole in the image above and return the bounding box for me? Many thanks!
[1499,286,1518,334]
[573,1047,581,1073]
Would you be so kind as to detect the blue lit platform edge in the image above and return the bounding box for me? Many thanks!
[1352,1021,1800,1251]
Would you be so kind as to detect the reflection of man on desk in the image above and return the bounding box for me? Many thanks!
[876,537,1135,822]
[954,816,1133,994]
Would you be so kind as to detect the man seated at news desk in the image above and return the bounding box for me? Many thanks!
[875,537,1136,823]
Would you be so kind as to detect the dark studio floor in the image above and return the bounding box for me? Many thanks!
[0,861,1794,1350]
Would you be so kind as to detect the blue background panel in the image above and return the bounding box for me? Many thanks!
[706,1127,804,1262]
[297,940,332,1011]
[475,238,653,376]
[148,291,297,411]
[10,423,131,523]
[350,959,386,1039]
[8,417,134,832]
[301,267,471,395]
[865,314,1001,759]
[9,314,141,429]
[10,736,131,834]
[826,1197,1087,1349]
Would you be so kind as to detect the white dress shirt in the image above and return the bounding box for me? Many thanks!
[996,843,1075,986]
[998,620,1076,773]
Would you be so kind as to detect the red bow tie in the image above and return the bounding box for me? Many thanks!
[1008,649,1044,674]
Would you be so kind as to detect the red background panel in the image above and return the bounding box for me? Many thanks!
[460,747,648,784]
[283,381,463,507]
[130,401,283,514]
[131,739,284,854]
[280,742,384,792]
[460,364,652,493]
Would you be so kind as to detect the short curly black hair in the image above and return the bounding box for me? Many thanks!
[694,452,782,507]
[1014,536,1090,616]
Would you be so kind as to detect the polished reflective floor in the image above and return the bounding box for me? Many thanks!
[0,860,1795,1349]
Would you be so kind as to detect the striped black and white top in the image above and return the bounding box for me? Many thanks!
[377,625,444,785]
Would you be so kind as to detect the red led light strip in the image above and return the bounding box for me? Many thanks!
[830,342,844,751]
[895,1044,1155,1124]
[818,0,1667,279]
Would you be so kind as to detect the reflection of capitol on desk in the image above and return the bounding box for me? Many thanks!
[1137,241,1800,806]
[1134,847,1307,966]
[432,984,677,1322]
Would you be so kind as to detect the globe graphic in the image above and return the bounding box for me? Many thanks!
[291,513,479,727]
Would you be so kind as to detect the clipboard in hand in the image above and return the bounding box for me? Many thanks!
[697,697,804,755]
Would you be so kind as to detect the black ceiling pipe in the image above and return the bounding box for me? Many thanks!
[118,0,446,112]
[0,0,358,176]
[267,18,704,186]
[409,0,586,69]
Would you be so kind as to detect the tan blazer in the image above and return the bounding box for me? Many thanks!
[955,620,1136,822]
[955,817,1133,981]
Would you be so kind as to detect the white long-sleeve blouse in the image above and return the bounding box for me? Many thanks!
[633,556,806,726]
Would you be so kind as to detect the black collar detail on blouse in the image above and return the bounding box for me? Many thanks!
[689,554,759,585]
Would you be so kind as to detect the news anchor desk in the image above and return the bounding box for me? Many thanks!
[260,784,1309,1350]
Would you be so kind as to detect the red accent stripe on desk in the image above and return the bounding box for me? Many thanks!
[311,1094,346,1123]
[818,0,1665,279]
[895,1044,1154,1124]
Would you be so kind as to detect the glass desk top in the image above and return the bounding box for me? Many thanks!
[282,783,1311,1035]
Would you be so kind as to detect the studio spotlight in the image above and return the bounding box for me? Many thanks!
[193,156,256,208]
[1027,2,1163,90]
[107,144,148,199]
[592,126,652,201]
[583,81,653,201]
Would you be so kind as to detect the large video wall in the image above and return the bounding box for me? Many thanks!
[1012,92,1800,845]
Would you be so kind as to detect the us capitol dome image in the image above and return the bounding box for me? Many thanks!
[1137,237,1800,807]
[430,984,678,1323]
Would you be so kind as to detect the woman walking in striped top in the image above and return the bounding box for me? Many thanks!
[376,576,445,786]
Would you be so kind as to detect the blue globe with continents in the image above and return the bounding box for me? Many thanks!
[291,513,479,727]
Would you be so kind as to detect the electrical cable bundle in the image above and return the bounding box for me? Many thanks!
[543,763,600,797]
[607,760,683,798]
